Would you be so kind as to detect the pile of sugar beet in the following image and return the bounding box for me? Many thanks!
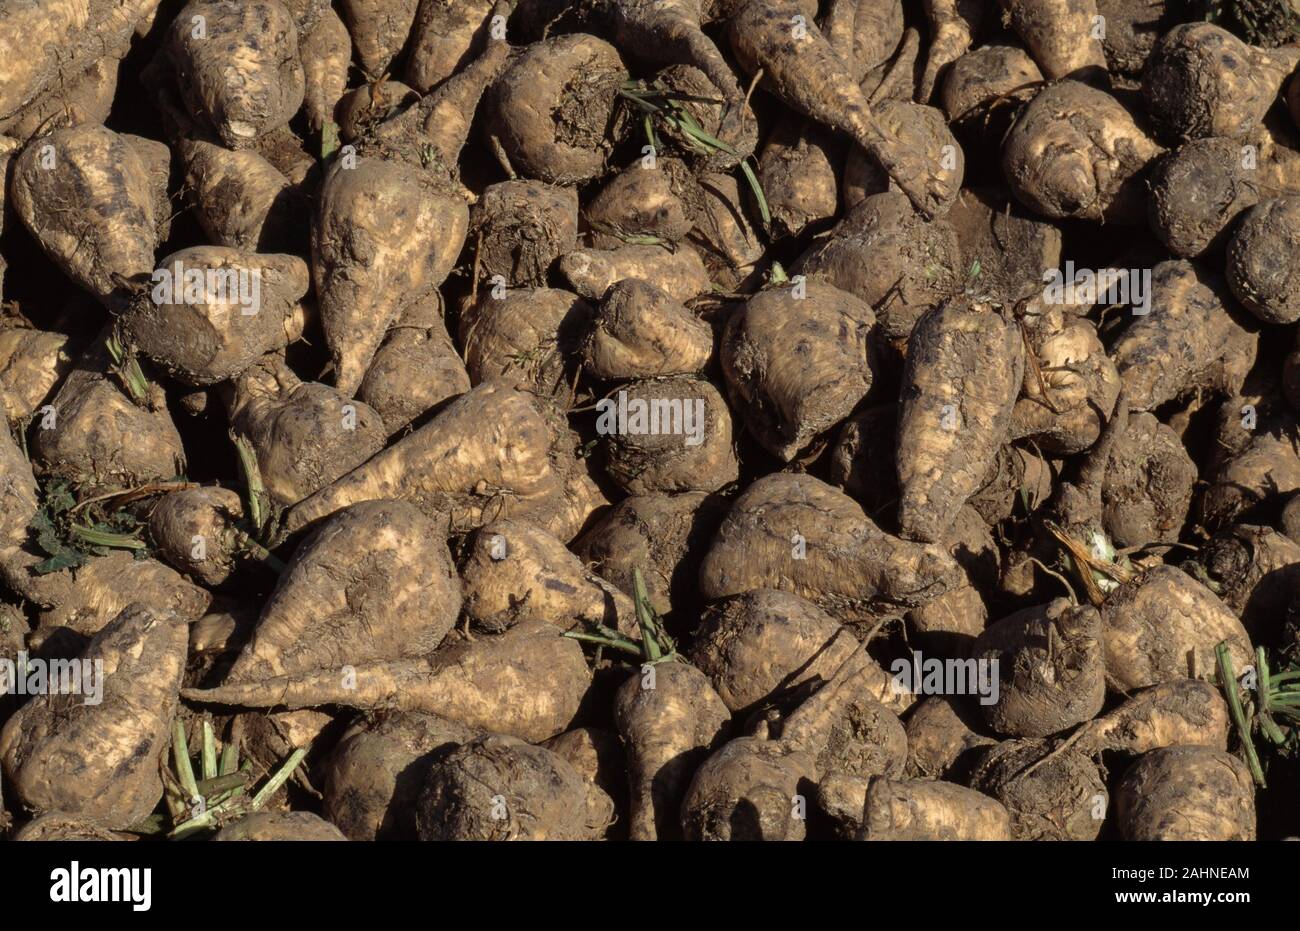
[2,0,1300,843]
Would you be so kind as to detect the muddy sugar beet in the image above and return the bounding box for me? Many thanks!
[0,0,1295,846]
